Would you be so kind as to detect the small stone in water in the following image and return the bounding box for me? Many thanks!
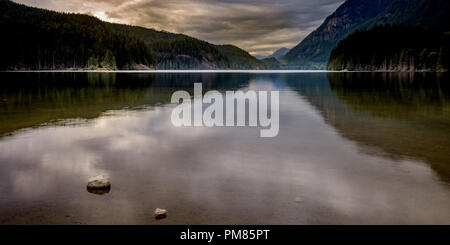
[154,208,168,219]
[87,174,111,190]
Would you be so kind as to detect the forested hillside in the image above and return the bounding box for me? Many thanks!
[112,24,264,69]
[0,0,265,70]
[0,0,155,70]
[283,0,450,69]
[282,0,394,69]
[362,0,450,30]
[327,25,450,71]
[217,45,265,69]
[149,38,230,69]
[108,23,187,43]
[261,58,281,69]
[110,23,231,69]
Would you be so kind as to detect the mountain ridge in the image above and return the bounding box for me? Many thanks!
[0,0,264,70]
[255,47,290,60]
[282,0,394,69]
[109,23,265,69]
[283,0,450,69]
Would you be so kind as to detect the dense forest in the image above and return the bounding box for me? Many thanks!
[217,45,265,69]
[327,25,450,71]
[0,0,155,70]
[110,23,233,69]
[112,24,265,70]
[0,0,265,70]
[261,58,281,69]
[149,38,229,69]
[283,0,450,69]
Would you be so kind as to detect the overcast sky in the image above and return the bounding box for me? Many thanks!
[14,0,344,55]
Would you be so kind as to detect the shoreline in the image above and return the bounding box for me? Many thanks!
[1,70,445,73]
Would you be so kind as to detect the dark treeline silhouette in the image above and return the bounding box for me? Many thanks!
[150,38,230,69]
[0,0,265,70]
[327,25,450,71]
[216,45,266,69]
[112,24,266,70]
[0,0,154,70]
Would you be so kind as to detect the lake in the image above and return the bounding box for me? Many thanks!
[0,71,449,224]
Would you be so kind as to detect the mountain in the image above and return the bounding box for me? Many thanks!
[268,48,290,59]
[108,23,187,43]
[217,45,265,69]
[255,47,290,60]
[0,0,264,70]
[146,37,231,69]
[284,0,450,69]
[327,0,450,71]
[261,57,281,69]
[0,0,155,70]
[327,25,450,71]
[283,0,394,69]
[110,24,259,69]
[362,0,450,30]
[253,55,265,60]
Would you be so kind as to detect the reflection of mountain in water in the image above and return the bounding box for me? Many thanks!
[0,72,252,136]
[285,72,450,183]
[2,72,450,182]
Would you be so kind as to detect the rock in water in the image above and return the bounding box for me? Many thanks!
[87,175,111,191]
[154,208,168,219]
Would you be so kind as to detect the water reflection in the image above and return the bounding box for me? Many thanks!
[328,73,450,182]
[0,72,251,136]
[0,72,449,224]
[87,189,111,195]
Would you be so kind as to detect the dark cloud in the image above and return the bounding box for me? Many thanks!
[14,0,344,55]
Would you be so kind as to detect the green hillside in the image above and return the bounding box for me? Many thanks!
[149,38,230,69]
[108,23,187,43]
[0,0,155,70]
[217,45,265,69]
[112,24,264,69]
[261,58,281,69]
[0,0,264,70]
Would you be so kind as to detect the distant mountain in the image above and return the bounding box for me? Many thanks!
[283,0,394,69]
[0,0,264,70]
[255,47,290,60]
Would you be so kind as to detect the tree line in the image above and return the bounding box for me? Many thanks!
[0,0,155,70]
[0,0,270,70]
[327,25,449,71]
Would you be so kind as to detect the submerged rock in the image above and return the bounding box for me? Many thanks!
[154,208,168,219]
[87,174,111,192]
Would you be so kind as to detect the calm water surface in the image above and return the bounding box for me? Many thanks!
[0,72,449,224]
